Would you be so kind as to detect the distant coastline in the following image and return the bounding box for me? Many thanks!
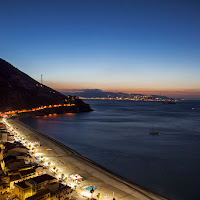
[62,89,183,102]
[79,97,182,102]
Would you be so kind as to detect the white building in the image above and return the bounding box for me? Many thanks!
[2,132,7,143]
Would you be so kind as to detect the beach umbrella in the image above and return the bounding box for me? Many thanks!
[85,186,97,191]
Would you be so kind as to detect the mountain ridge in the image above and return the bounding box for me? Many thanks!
[0,58,92,112]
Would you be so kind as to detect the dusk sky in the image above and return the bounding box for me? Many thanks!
[1,0,200,99]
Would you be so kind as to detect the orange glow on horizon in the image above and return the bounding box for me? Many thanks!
[56,87,200,99]
[43,80,200,99]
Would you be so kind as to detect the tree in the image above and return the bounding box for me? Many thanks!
[90,188,94,194]
[90,188,94,199]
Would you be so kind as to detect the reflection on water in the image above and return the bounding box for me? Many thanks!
[65,113,75,116]
[20,100,200,200]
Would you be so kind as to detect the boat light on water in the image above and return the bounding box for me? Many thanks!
[149,131,159,135]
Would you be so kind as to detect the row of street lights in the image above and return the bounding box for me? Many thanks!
[2,118,117,200]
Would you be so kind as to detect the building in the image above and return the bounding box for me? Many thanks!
[4,142,29,157]
[19,168,36,180]
[7,134,15,143]
[14,174,57,200]
[5,158,25,171]
[26,189,51,200]
[9,174,22,190]
[45,182,73,200]
[15,181,32,200]
[16,153,34,164]
[8,167,36,190]
[5,146,28,157]
[0,164,37,191]
[2,132,7,143]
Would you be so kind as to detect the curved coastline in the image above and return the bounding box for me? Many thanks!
[8,118,168,200]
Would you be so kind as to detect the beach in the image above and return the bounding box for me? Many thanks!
[5,118,167,200]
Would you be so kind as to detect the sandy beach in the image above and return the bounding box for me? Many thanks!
[7,118,167,200]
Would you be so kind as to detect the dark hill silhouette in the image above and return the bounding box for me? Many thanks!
[0,58,92,112]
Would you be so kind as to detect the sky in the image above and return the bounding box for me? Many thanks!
[1,0,200,99]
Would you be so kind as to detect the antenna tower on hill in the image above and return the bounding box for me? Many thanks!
[41,74,43,84]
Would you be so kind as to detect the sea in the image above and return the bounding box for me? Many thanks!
[20,100,200,200]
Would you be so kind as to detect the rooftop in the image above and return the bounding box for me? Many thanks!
[4,142,16,150]
[16,152,29,157]
[27,174,56,184]
[15,181,29,189]
[8,169,19,174]
[0,130,7,133]
[49,183,72,194]
[11,164,33,172]
[6,159,24,165]
[10,174,21,182]
[4,155,16,162]
[0,123,6,127]
[19,168,35,177]
[26,189,50,200]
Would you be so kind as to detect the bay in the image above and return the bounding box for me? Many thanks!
[20,100,200,200]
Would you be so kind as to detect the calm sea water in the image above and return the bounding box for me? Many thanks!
[20,100,200,200]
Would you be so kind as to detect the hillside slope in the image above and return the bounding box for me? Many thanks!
[0,59,92,112]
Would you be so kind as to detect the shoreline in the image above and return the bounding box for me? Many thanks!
[7,118,167,200]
